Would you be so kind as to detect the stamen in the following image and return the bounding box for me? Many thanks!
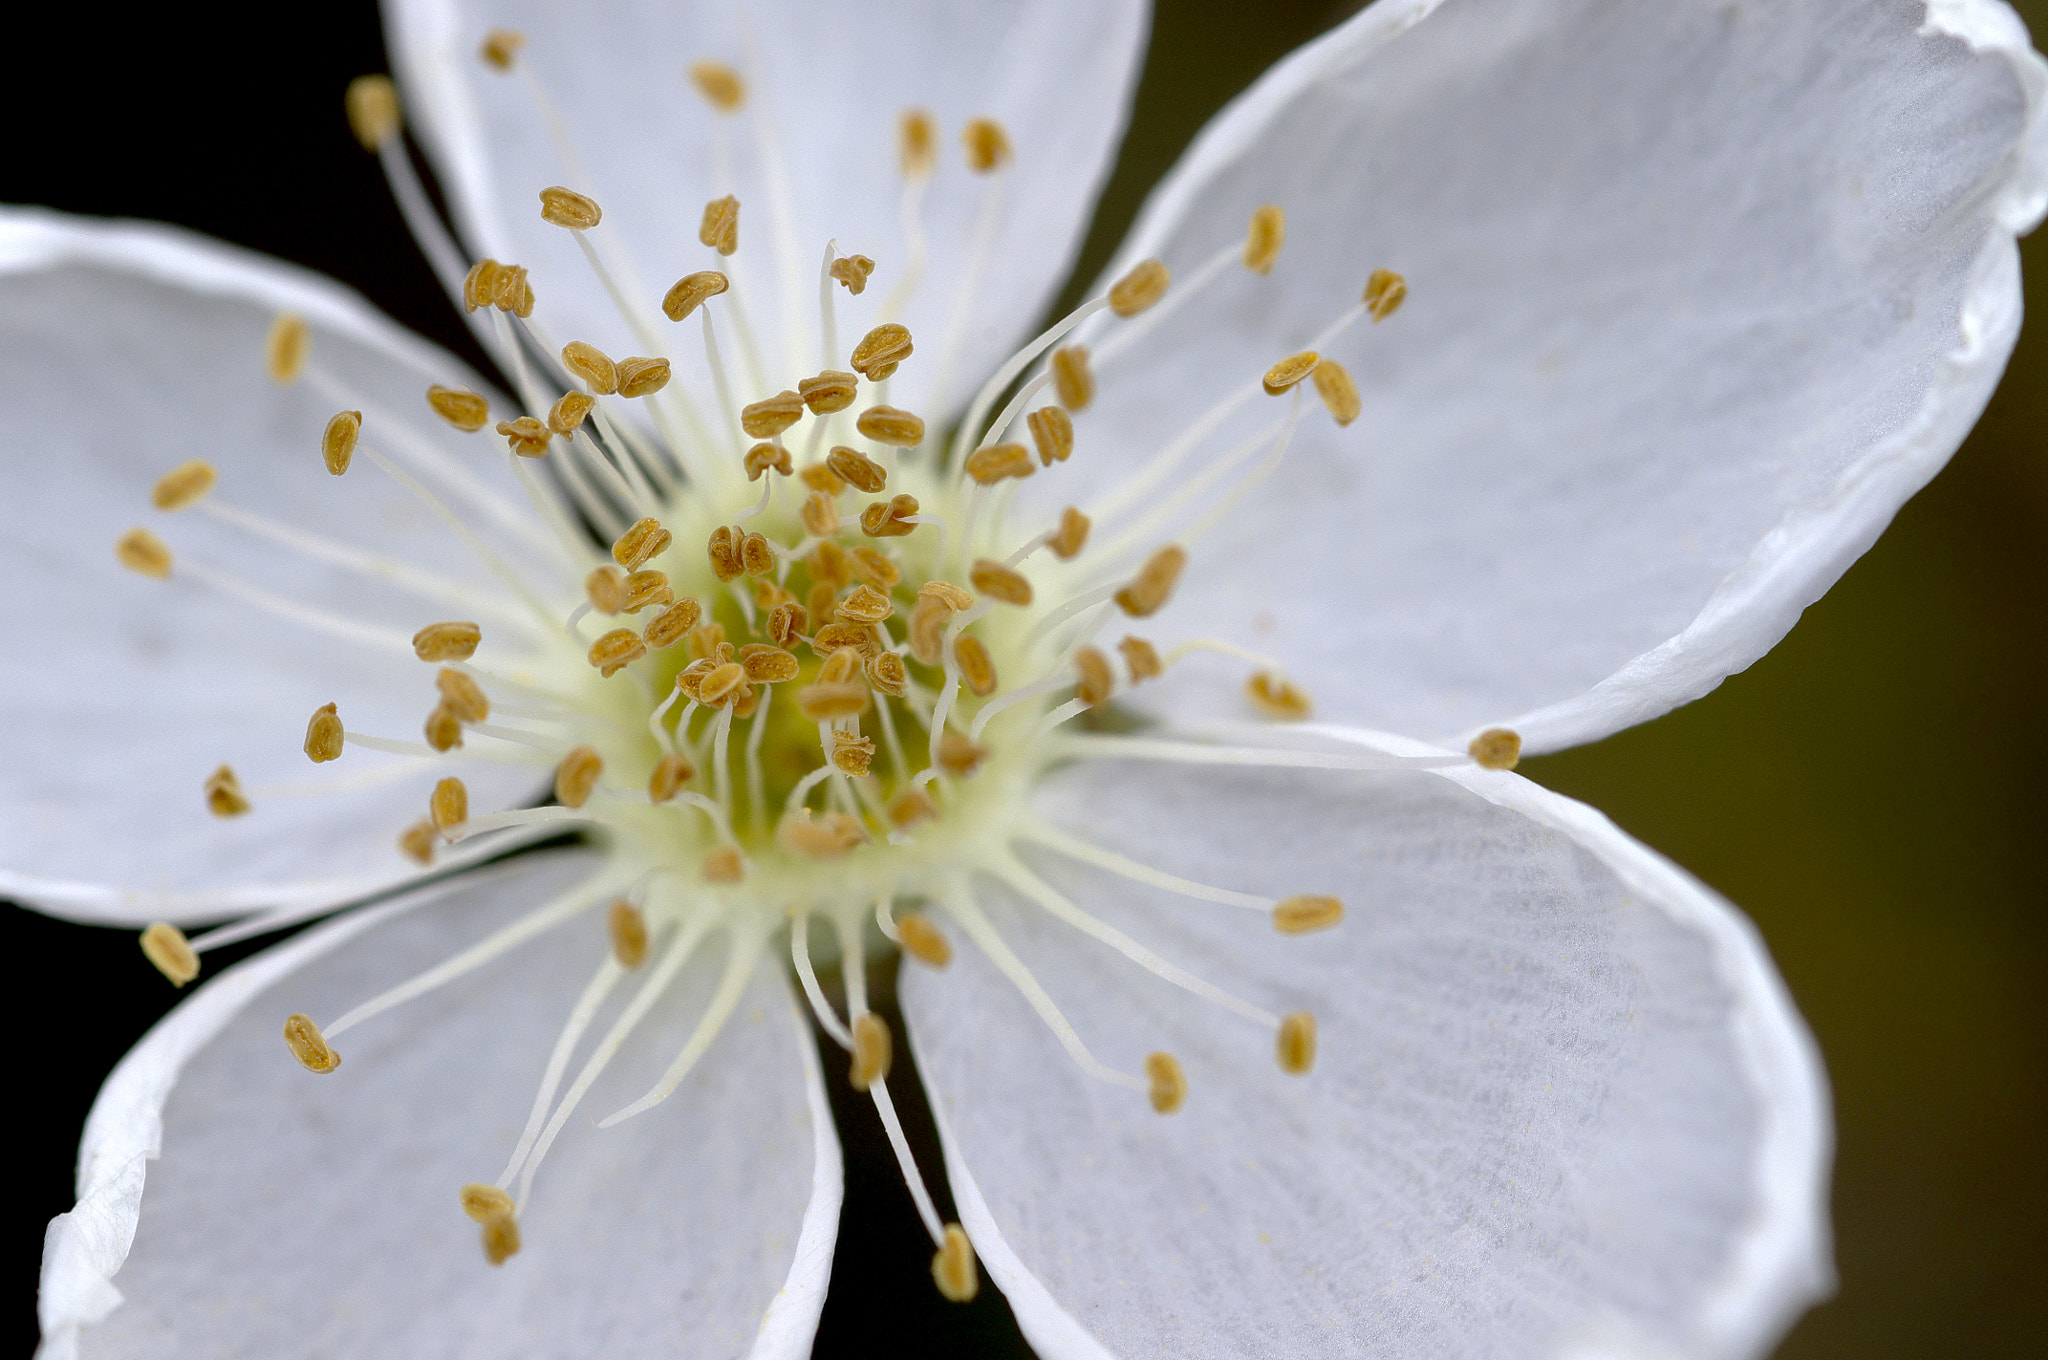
[561,340,619,395]
[968,559,1032,606]
[1364,268,1407,320]
[848,546,901,589]
[933,1225,979,1303]
[830,255,875,294]
[699,194,740,256]
[616,357,671,399]
[413,621,482,663]
[430,776,468,833]
[115,527,172,578]
[608,901,649,968]
[1050,345,1092,411]
[850,323,914,381]
[495,417,552,458]
[1311,359,1361,426]
[437,668,490,722]
[891,913,950,968]
[741,390,805,438]
[1048,506,1090,561]
[1107,258,1170,317]
[1117,635,1160,681]
[953,635,997,696]
[539,185,604,231]
[1026,407,1073,465]
[612,516,672,570]
[794,371,856,417]
[888,788,937,827]
[479,29,525,69]
[1277,1011,1316,1074]
[688,60,746,113]
[1144,1051,1186,1113]
[460,1182,514,1224]
[850,1011,892,1091]
[151,460,215,511]
[139,922,199,987]
[936,731,985,776]
[866,652,908,697]
[426,386,490,431]
[266,313,309,383]
[1244,203,1285,274]
[282,1012,341,1073]
[423,704,464,753]
[859,494,920,538]
[204,764,250,817]
[964,443,1034,485]
[492,263,535,318]
[961,118,1011,173]
[554,746,603,807]
[742,646,801,682]
[1468,727,1522,770]
[586,566,628,614]
[899,110,938,179]
[661,269,729,324]
[826,447,887,493]
[1245,671,1311,720]
[1262,350,1320,394]
[1075,647,1112,708]
[797,682,870,721]
[800,490,839,538]
[856,406,925,447]
[1272,894,1343,934]
[649,751,695,801]
[343,75,400,149]
[322,410,362,475]
[702,847,746,882]
[831,731,877,776]
[645,597,701,650]
[1113,545,1186,617]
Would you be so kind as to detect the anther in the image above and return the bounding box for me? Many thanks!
[953,635,997,696]
[492,263,535,317]
[848,546,901,589]
[815,625,878,659]
[1114,545,1186,617]
[798,370,859,415]
[797,681,870,721]
[1364,268,1407,321]
[1026,406,1073,465]
[648,752,695,802]
[426,385,490,432]
[900,109,938,179]
[430,776,468,832]
[969,559,1032,606]
[856,406,925,447]
[1276,1011,1317,1075]
[586,565,628,614]
[702,847,747,882]
[1263,350,1320,395]
[423,703,464,753]
[920,581,974,611]
[460,1183,514,1223]
[689,622,729,660]
[778,810,867,859]
[204,765,250,817]
[741,390,805,438]
[888,788,937,827]
[813,540,851,587]
[644,597,702,650]
[894,913,951,967]
[1272,894,1343,935]
[588,628,647,677]
[322,410,362,475]
[740,530,775,577]
[1049,506,1090,560]
[463,259,501,312]
[622,570,672,613]
[661,269,729,322]
[613,517,672,570]
[859,494,919,538]
[265,314,309,384]
[767,602,809,648]
[832,731,876,776]
[744,442,793,480]
[1108,258,1170,317]
[437,668,490,722]
[936,731,986,776]
[964,443,1034,485]
[344,75,401,149]
[800,461,848,495]
[303,702,344,762]
[688,59,746,112]
[1144,1051,1187,1114]
[539,186,603,231]
[1118,635,1161,681]
[403,816,440,860]
[933,1224,979,1303]
[698,662,748,707]
[676,659,714,700]
[561,341,619,395]
[850,323,914,381]
[1311,359,1361,426]
[479,29,525,70]
[480,1212,521,1267]
[555,746,603,807]
[837,583,894,623]
[800,489,839,537]
[139,922,199,987]
[737,646,798,684]
[616,357,672,398]
[496,416,551,458]
[609,900,649,968]
[1075,647,1113,708]
[699,195,740,256]
[866,651,908,696]
[116,527,172,578]
[1246,671,1311,720]
[908,597,949,666]
[283,1012,341,1073]
[1244,203,1286,273]
[413,621,481,662]
[829,254,876,294]
[151,460,216,511]
[961,117,1012,173]
[1050,345,1093,410]
[1468,727,1521,771]
[826,447,887,494]
[850,1012,892,1090]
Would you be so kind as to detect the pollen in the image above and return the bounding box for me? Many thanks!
[561,341,619,395]
[609,901,649,968]
[613,517,672,570]
[283,1012,341,1073]
[1050,345,1093,411]
[796,681,869,721]
[344,74,401,149]
[831,731,876,776]
[850,1012,892,1091]
[933,1224,979,1303]
[616,357,671,398]
[1364,268,1407,321]
[859,494,920,537]
[661,269,729,321]
[826,447,887,494]
[479,29,525,70]
[1246,671,1311,720]
[426,385,490,432]
[745,442,793,481]
[1276,1011,1317,1075]
[1027,406,1073,465]
[798,370,858,414]
[423,704,464,753]
[1049,506,1090,560]
[856,405,925,447]
[741,390,805,438]
[539,186,603,231]
[895,913,951,967]
[1144,1051,1187,1114]
[830,254,876,294]
[1244,203,1285,274]
[699,195,740,255]
[480,1211,521,1266]
[139,922,200,987]
[116,527,172,579]
[964,443,1034,485]
[645,597,702,650]
[204,764,250,817]
[702,846,746,882]
[1108,258,1170,317]
[899,109,938,178]
[1114,545,1186,617]
[850,323,914,381]
[413,621,481,663]
[459,1183,514,1223]
[1272,894,1343,935]
[1311,359,1361,426]
[265,313,309,383]
[588,628,647,676]
[969,559,1032,606]
[688,59,746,112]
[554,746,603,808]
[1075,647,1113,708]
[1263,350,1320,395]
[495,417,551,458]
[648,752,695,802]
[322,410,362,474]
[303,702,344,762]
[429,776,468,832]
[1118,635,1161,681]
[1468,727,1522,771]
[962,117,1011,173]
[436,668,490,722]
[151,460,216,511]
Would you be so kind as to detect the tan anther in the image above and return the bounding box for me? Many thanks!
[808,582,842,633]
[884,913,946,967]
[936,731,986,777]
[850,1011,892,1090]
[814,625,877,660]
[865,651,908,697]
[907,596,949,667]
[1075,647,1113,709]
[778,809,867,859]
[738,530,774,577]
[303,702,344,763]
[554,745,603,807]
[644,597,702,651]
[826,446,887,494]
[647,751,695,802]
[1468,727,1522,771]
[622,570,673,613]
[952,635,997,696]
[423,703,464,753]
[266,313,309,384]
[742,646,801,683]
[836,583,894,624]
[739,442,790,483]
[856,405,925,447]
[344,74,400,149]
[1049,506,1090,561]
[1118,635,1161,682]
[462,258,502,313]
[849,323,914,381]
[480,1211,521,1267]
[888,787,937,828]
[538,397,592,444]
[961,117,1011,173]
[933,1223,979,1303]
[816,644,865,683]
[767,602,809,648]
[491,262,534,317]
[797,681,870,721]
[561,340,619,395]
[1108,258,1170,317]
[740,390,804,439]
[479,28,525,70]
[847,546,901,589]
[688,59,746,112]
[322,409,362,475]
[413,621,481,663]
[116,527,173,579]
[613,516,672,570]
[1247,671,1311,721]
[1026,406,1073,466]
[900,108,938,179]
[460,1183,514,1224]
[1114,545,1186,617]
[436,668,490,723]
[609,900,649,968]
[397,819,434,863]
[916,581,973,612]
[1273,894,1343,935]
[1364,267,1407,321]
[1145,1051,1187,1114]
[1311,358,1361,426]
[697,662,747,707]
[586,565,628,614]
[430,776,468,833]
[661,269,729,321]
[1244,203,1286,274]
[139,922,199,987]
[829,254,876,294]
[283,1012,341,1073]
[151,460,216,511]
[427,385,490,432]
[616,357,671,399]
[1277,1010,1317,1075]
[969,559,1032,606]
[699,194,740,255]
[1050,345,1093,410]
[587,627,647,678]
[539,186,603,231]
[799,461,848,495]
[799,490,839,539]
[797,369,858,415]
[674,658,714,700]
[495,416,551,458]
[1263,350,1320,395]
[859,493,920,538]
[831,731,876,777]
[689,624,730,662]
[702,846,747,883]
[964,442,1034,485]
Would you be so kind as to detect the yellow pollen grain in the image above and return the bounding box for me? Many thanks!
[539,185,603,231]
[800,490,839,538]
[832,731,876,776]
[495,416,551,458]
[895,913,951,967]
[953,635,997,696]
[900,109,938,179]
[866,651,908,697]
[422,703,464,753]
[796,681,869,721]
[609,900,649,968]
[139,922,200,987]
[204,764,250,817]
[860,493,920,538]
[613,516,672,570]
[702,846,747,882]
[1364,268,1407,321]
[1118,635,1161,682]
[436,668,490,722]
[888,787,937,828]
[616,356,672,399]
[829,254,876,294]
[933,1224,979,1303]
[344,74,401,149]
[1114,545,1186,618]
[430,776,468,832]
[936,731,986,776]
[965,443,1034,485]
[116,527,172,579]
[480,1211,521,1267]
[322,410,362,475]
[588,627,647,677]
[837,583,894,623]
[426,385,490,432]
[561,340,619,396]
[699,195,740,255]
[460,1183,513,1223]
[662,269,729,321]
[797,370,858,415]
[969,559,1032,606]
[741,389,805,439]
[1145,1051,1187,1114]
[1277,1010,1317,1075]
[266,313,309,384]
[1075,647,1113,709]
[1050,345,1093,411]
[850,1011,892,1090]
[1049,506,1090,561]
[645,597,702,651]
[856,406,925,447]
[1027,406,1073,465]
[1468,727,1522,771]
[1246,671,1311,721]
[1273,894,1343,935]
[303,702,344,763]
[586,565,628,614]
[413,620,481,663]
[962,117,1011,173]
[847,545,901,589]
[622,570,672,614]
[744,442,793,481]
[479,28,525,70]
[493,263,534,317]
[463,258,501,313]
[1108,257,1170,317]
[648,751,695,801]
[826,446,887,494]
[1263,350,1320,395]
[688,59,745,112]
[284,1012,341,1073]
[850,323,914,381]
[151,460,216,511]
[1311,359,1361,426]
[554,745,603,808]
[402,818,441,862]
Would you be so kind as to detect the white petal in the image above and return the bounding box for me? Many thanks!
[0,209,567,924]
[899,734,1831,1359]
[41,852,839,1360]
[386,0,1148,421]
[1034,0,2047,751]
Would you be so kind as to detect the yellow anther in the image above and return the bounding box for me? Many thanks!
[919,580,974,611]
[812,539,851,587]
[429,776,468,832]
[648,751,695,802]
[899,109,938,179]
[586,565,628,614]
[426,385,490,432]
[322,409,362,475]
[495,416,551,458]
[462,258,501,313]
[1118,635,1161,682]
[814,625,878,661]
[778,809,867,859]
[699,662,749,707]
[1050,345,1093,410]
[413,621,481,662]
[1075,647,1113,708]
[344,74,401,149]
[661,269,729,323]
[866,651,908,697]
[539,185,603,231]
[968,559,1032,606]
[1263,350,1320,395]
[613,517,672,570]
[905,598,948,667]
[622,569,672,613]
[707,525,743,582]
[741,389,805,438]
[203,763,250,817]
[303,702,344,763]
[675,658,715,700]
[1114,545,1186,617]
[850,1011,892,1090]
[797,681,870,721]
[1364,267,1407,321]
[616,356,671,398]
[891,913,950,967]
[139,922,199,987]
[544,393,595,438]
[933,1223,979,1303]
[479,29,525,70]
[1243,203,1285,274]
[152,460,215,511]
[849,322,914,381]
[829,254,876,294]
[283,1012,341,1073]
[1468,727,1522,771]
[492,262,534,317]
[831,731,876,776]
[836,583,894,623]
[741,646,800,683]
[436,668,490,723]
[767,601,810,648]
[116,527,172,579]
[856,405,925,447]
[554,745,603,808]
[1311,358,1361,427]
[644,597,702,651]
[964,443,1034,485]
[561,340,619,395]
[953,635,997,696]
[1049,506,1090,561]
[797,369,858,415]
[1277,1011,1317,1075]
[744,442,793,481]
[859,493,920,538]
[399,819,436,860]
[423,703,464,753]
[460,1183,514,1223]
[702,846,747,883]
[798,491,839,539]
[1108,258,1170,317]
[888,787,937,828]
[688,59,746,112]
[1273,894,1343,935]
[847,546,901,589]
[800,461,848,495]
[962,117,1011,173]
[265,313,310,385]
[480,1211,521,1266]
[936,731,986,777]
[609,900,649,968]
[826,446,887,494]
[740,530,775,577]
[1144,1051,1186,1114]
[1026,406,1073,465]
[699,195,739,255]
[1246,671,1311,720]
[587,627,647,677]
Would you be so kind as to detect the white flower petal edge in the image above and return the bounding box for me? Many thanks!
[38,851,841,1360]
[902,727,1830,1360]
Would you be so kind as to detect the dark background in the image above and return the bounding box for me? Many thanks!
[5,1,2043,1356]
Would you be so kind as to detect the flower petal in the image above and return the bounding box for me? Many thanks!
[1038,0,2047,751]
[899,733,1831,1359]
[386,0,1148,422]
[0,209,568,924]
[39,852,839,1359]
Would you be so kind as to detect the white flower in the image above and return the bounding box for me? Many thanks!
[14,1,2046,1357]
